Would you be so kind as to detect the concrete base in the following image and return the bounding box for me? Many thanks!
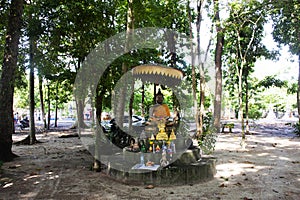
[103,153,216,186]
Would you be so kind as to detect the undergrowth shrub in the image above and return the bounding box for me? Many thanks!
[293,122,300,136]
[198,112,217,155]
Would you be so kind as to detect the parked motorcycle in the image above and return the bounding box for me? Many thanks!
[19,118,29,130]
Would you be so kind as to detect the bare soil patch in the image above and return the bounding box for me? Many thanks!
[0,123,300,200]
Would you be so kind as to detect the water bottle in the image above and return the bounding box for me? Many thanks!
[140,153,144,166]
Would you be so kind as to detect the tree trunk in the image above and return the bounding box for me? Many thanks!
[17,11,41,146]
[238,62,245,143]
[16,39,39,145]
[298,51,300,124]
[199,63,205,139]
[54,82,58,127]
[245,73,250,134]
[129,80,135,131]
[29,36,37,144]
[153,84,157,104]
[96,88,105,122]
[93,88,105,172]
[47,84,51,130]
[141,84,145,117]
[116,0,134,127]
[39,75,47,128]
[0,0,23,161]
[196,0,205,139]
[188,1,199,138]
[213,0,224,133]
[75,59,86,129]
[76,99,85,128]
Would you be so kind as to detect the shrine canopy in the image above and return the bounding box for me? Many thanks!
[132,64,184,87]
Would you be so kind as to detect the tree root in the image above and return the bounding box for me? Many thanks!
[13,135,43,145]
[70,121,89,129]
[0,152,19,162]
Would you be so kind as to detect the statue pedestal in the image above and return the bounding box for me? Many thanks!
[105,148,216,186]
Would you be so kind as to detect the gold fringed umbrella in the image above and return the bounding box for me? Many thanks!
[132,64,184,87]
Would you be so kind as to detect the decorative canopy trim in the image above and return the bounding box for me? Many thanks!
[132,64,184,80]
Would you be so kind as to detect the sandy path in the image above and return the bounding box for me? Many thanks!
[0,124,300,200]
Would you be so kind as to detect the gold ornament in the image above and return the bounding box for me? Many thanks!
[169,129,176,141]
[155,120,168,141]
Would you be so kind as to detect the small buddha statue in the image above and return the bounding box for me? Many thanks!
[155,120,168,141]
[169,129,176,141]
[155,144,161,153]
[160,150,169,167]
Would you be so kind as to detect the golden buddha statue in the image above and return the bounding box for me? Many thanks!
[155,120,168,141]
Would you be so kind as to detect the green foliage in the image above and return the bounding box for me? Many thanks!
[46,78,73,110]
[131,83,154,117]
[202,112,214,134]
[14,87,29,109]
[248,103,263,119]
[287,83,298,94]
[222,1,272,127]
[0,1,10,63]
[258,75,288,89]
[270,0,300,54]
[261,88,286,106]
[199,132,217,155]
[292,122,300,136]
[198,112,217,154]
[6,0,195,120]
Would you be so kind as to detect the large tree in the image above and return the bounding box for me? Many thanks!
[17,3,39,144]
[223,0,269,145]
[269,0,300,123]
[213,0,224,133]
[0,0,24,161]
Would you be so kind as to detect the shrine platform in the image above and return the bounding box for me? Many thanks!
[101,148,216,186]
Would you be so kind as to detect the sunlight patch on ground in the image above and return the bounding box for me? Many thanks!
[257,152,269,157]
[242,154,255,158]
[67,145,83,150]
[263,146,278,150]
[215,135,249,151]
[2,182,13,188]
[23,174,41,181]
[250,136,277,144]
[278,139,300,147]
[21,192,39,199]
[216,162,268,178]
[47,175,59,180]
[277,156,291,161]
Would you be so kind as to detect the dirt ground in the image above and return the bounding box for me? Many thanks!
[0,122,300,200]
